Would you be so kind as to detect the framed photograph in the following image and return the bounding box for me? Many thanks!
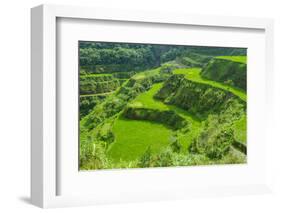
[31,4,274,208]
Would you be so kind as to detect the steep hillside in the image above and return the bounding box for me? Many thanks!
[201,57,247,90]
[154,74,246,159]
[155,75,246,119]
[80,74,120,95]
[177,52,213,67]
[173,68,246,101]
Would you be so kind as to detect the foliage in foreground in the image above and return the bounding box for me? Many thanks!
[80,134,246,170]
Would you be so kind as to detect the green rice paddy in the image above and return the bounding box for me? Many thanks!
[107,118,172,161]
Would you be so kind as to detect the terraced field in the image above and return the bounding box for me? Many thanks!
[131,83,202,147]
[79,41,247,170]
[108,118,173,161]
[108,83,202,161]
[173,68,247,101]
[131,67,161,80]
[131,83,166,110]
[216,56,247,64]
[174,67,247,145]
[80,91,115,97]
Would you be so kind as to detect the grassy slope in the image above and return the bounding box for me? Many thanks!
[131,83,168,110]
[108,83,202,162]
[216,56,247,64]
[132,67,160,80]
[107,118,172,161]
[173,68,246,145]
[131,83,202,149]
[173,68,247,101]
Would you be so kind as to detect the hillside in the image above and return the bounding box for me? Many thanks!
[201,56,247,90]
[173,68,246,101]
[79,42,247,170]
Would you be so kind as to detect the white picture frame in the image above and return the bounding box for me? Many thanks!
[31,4,274,208]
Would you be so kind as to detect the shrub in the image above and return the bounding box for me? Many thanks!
[190,113,237,160]
[153,148,174,167]
[80,95,106,119]
[138,147,153,168]
[96,122,115,145]
[204,128,234,159]
[169,135,182,153]
[79,137,108,170]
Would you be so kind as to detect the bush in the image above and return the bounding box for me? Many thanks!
[154,148,174,167]
[169,134,182,153]
[80,95,106,119]
[190,113,237,160]
[204,128,234,159]
[79,137,108,170]
[96,122,115,144]
[138,147,153,168]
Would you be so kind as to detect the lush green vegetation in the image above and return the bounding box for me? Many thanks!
[216,56,247,64]
[201,57,247,90]
[233,115,247,144]
[130,83,202,150]
[173,68,246,101]
[131,83,167,109]
[108,118,173,162]
[80,75,120,95]
[80,95,107,119]
[79,42,247,170]
[79,42,246,74]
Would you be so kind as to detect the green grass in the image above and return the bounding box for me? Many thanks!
[108,83,203,162]
[131,83,202,150]
[167,105,202,149]
[108,117,173,161]
[173,68,246,101]
[216,56,247,64]
[132,68,160,80]
[131,83,168,110]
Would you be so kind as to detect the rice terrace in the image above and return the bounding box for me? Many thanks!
[79,41,247,170]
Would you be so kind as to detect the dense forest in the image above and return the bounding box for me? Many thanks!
[79,41,247,170]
